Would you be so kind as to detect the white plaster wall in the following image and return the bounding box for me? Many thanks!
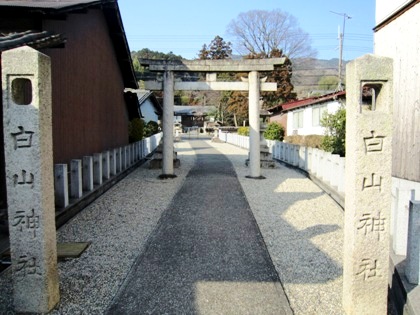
[376,0,412,25]
[140,99,159,123]
[375,3,420,181]
[286,100,342,136]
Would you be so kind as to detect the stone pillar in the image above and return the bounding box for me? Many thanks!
[110,149,117,176]
[247,71,263,179]
[406,200,420,285]
[54,164,68,208]
[116,148,121,173]
[343,54,393,315]
[161,70,176,178]
[2,46,59,312]
[70,159,83,199]
[392,188,415,255]
[102,151,110,180]
[93,153,103,185]
[82,156,93,192]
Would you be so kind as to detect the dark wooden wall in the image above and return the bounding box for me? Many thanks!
[42,9,129,164]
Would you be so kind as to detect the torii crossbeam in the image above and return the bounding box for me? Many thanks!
[139,58,286,179]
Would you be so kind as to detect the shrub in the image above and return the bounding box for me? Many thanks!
[284,134,324,148]
[237,126,249,136]
[144,120,160,137]
[263,122,285,141]
[320,107,346,156]
[128,118,144,143]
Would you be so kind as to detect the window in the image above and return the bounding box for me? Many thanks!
[12,78,32,105]
[312,105,327,126]
[293,110,303,129]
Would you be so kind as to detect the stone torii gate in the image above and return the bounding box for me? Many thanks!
[139,58,285,179]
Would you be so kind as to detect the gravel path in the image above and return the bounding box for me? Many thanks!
[206,140,344,315]
[0,137,344,314]
[107,138,292,314]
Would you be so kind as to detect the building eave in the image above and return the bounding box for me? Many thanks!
[270,91,346,113]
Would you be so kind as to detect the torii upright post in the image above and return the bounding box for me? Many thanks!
[160,70,176,179]
[247,71,264,179]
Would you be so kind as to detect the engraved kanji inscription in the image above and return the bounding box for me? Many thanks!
[362,173,382,191]
[11,126,34,150]
[13,170,34,188]
[12,209,40,237]
[356,259,379,280]
[357,211,386,240]
[15,255,41,278]
[364,131,385,153]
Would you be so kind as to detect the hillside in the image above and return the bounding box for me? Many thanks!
[291,58,349,98]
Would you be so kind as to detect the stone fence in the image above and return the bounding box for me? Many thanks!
[219,131,420,287]
[53,133,162,211]
[266,139,346,196]
[218,132,250,150]
[218,131,345,195]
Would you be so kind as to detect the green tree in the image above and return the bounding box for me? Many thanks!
[318,76,340,90]
[131,48,184,82]
[320,106,346,156]
[237,126,249,136]
[198,35,232,60]
[226,49,297,124]
[197,36,234,124]
[259,48,297,107]
[263,122,285,141]
[128,118,145,143]
[131,48,183,61]
[144,121,160,137]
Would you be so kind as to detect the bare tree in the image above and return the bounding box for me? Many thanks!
[227,9,317,59]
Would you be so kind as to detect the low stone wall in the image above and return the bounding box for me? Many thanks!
[219,131,345,196]
[53,133,162,211]
[266,140,345,195]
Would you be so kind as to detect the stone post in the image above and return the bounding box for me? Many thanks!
[110,149,117,176]
[406,200,420,284]
[343,54,393,315]
[247,71,263,179]
[93,153,102,185]
[161,70,176,178]
[2,46,59,312]
[392,188,415,255]
[102,151,110,180]
[82,156,93,192]
[116,148,121,173]
[70,159,83,199]
[54,164,69,208]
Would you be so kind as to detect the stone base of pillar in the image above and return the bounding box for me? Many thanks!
[149,159,180,169]
[245,145,276,169]
[211,136,224,143]
[158,174,178,179]
[245,175,266,180]
[149,144,180,169]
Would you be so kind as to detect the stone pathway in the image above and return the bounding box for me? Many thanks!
[107,138,292,314]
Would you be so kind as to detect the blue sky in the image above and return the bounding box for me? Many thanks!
[118,0,375,61]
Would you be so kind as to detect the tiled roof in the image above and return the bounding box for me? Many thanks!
[0,30,65,52]
[0,0,100,10]
[174,106,216,116]
[268,91,346,112]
